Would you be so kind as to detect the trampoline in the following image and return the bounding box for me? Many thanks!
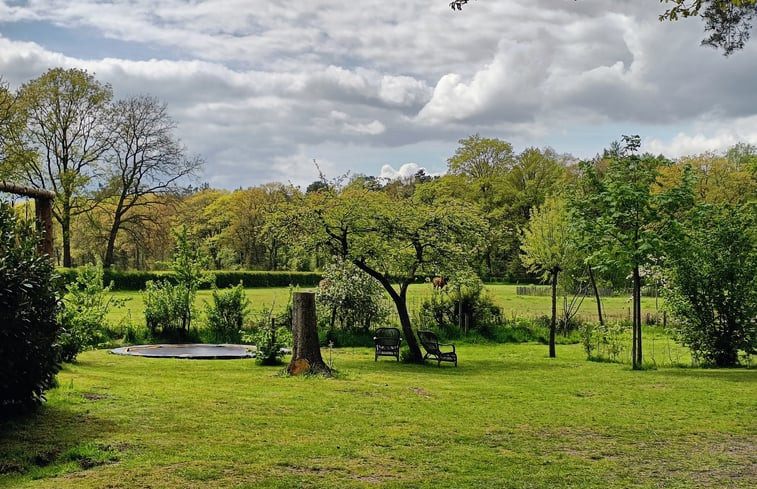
[110,344,257,359]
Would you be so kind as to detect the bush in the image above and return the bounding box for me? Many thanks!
[579,320,629,362]
[143,227,212,338]
[242,308,292,365]
[416,273,501,339]
[205,283,250,343]
[316,258,390,334]
[142,280,188,335]
[57,262,120,362]
[56,268,323,290]
[0,203,61,414]
[664,204,757,367]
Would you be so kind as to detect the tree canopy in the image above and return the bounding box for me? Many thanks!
[449,1,757,55]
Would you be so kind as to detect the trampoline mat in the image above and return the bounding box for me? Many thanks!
[110,344,256,359]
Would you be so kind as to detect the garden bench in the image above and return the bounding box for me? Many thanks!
[418,330,457,367]
[373,327,402,361]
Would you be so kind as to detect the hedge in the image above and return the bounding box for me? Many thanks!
[56,269,323,291]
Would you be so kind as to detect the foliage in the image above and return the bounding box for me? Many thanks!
[663,203,757,366]
[416,271,501,338]
[57,262,120,362]
[0,203,60,414]
[205,282,250,343]
[315,257,390,334]
[101,95,202,268]
[16,68,113,267]
[242,309,292,366]
[569,135,694,368]
[580,320,629,362]
[142,226,212,336]
[142,280,188,335]
[521,196,577,357]
[446,133,514,180]
[660,0,757,54]
[56,268,323,290]
[280,179,486,362]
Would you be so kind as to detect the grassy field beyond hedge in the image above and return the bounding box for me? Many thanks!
[107,283,660,328]
[1,344,754,488]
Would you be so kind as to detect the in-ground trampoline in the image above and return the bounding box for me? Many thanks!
[110,344,256,359]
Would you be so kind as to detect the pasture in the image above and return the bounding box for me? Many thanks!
[1,344,754,488]
[107,283,661,328]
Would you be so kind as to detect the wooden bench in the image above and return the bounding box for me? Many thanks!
[418,330,457,367]
[373,327,402,361]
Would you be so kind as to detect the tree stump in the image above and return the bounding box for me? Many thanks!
[287,292,331,376]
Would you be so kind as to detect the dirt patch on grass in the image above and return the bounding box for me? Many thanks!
[408,386,431,398]
[81,392,113,401]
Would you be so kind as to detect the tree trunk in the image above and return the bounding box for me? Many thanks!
[389,284,423,363]
[287,292,331,375]
[103,218,120,268]
[587,265,604,325]
[34,197,54,258]
[352,261,423,362]
[632,265,643,369]
[549,268,558,358]
[61,209,72,268]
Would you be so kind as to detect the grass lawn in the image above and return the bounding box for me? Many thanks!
[1,344,754,488]
[108,284,661,329]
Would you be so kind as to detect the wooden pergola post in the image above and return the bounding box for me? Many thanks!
[0,181,55,258]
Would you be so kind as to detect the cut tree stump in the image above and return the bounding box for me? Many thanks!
[287,292,331,376]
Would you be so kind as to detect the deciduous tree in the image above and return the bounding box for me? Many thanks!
[570,136,694,369]
[663,203,756,366]
[282,181,485,362]
[16,68,112,267]
[100,95,201,268]
[449,1,757,55]
[520,196,574,357]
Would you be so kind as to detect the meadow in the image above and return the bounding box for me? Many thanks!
[1,344,754,488]
[107,283,662,330]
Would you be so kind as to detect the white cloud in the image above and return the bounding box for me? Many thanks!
[644,116,757,158]
[1,1,756,188]
[380,163,423,181]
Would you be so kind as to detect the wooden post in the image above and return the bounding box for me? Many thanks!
[287,292,330,376]
[35,197,54,258]
[0,182,55,260]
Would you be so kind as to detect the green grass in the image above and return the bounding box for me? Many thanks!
[108,284,662,329]
[1,344,754,488]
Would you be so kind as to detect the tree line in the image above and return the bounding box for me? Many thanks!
[0,68,202,268]
[2,68,755,367]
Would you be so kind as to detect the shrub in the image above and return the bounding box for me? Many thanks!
[56,268,323,290]
[581,320,629,363]
[315,258,390,334]
[664,204,757,367]
[242,308,292,366]
[205,282,250,343]
[417,272,501,339]
[142,227,212,338]
[0,203,61,414]
[142,280,187,335]
[57,262,120,362]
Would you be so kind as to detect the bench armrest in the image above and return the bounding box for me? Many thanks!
[439,342,456,352]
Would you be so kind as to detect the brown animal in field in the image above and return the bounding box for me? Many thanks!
[432,276,447,290]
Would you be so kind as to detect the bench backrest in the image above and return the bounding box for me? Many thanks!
[417,330,441,354]
[375,327,401,346]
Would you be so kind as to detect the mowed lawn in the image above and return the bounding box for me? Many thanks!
[1,344,755,488]
[107,284,660,327]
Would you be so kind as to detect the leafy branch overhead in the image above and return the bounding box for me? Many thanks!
[450,1,757,55]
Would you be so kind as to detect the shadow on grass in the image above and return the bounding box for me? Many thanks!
[654,367,757,383]
[0,404,118,480]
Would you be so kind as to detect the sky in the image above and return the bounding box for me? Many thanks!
[1,0,756,189]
